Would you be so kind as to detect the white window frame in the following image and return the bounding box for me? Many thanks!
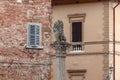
[26,23,43,49]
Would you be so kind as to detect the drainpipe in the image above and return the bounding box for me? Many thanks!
[113,0,120,80]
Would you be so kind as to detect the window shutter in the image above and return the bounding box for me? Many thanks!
[27,23,42,48]
[35,25,40,46]
[29,25,36,46]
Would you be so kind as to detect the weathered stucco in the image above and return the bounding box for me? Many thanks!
[0,0,52,80]
[51,1,120,80]
[51,2,106,80]
[114,2,120,80]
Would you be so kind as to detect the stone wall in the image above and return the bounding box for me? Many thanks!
[0,0,52,80]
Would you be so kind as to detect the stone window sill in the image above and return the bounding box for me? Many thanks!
[69,50,84,54]
[25,45,44,50]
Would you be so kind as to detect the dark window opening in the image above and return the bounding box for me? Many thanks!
[72,22,82,42]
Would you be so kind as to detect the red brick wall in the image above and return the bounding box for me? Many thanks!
[0,0,52,80]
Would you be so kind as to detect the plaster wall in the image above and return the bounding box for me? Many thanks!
[115,3,120,80]
[51,54,104,80]
[51,2,107,80]
[108,2,120,80]
[52,2,105,53]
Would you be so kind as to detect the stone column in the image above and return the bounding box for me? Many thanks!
[51,41,70,80]
[51,20,71,80]
[56,52,66,80]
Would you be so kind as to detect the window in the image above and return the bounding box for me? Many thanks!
[72,22,82,42]
[68,13,85,52]
[67,69,86,80]
[26,23,43,49]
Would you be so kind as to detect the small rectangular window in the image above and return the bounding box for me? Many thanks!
[26,23,43,49]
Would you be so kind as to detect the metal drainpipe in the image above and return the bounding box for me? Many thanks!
[113,0,120,80]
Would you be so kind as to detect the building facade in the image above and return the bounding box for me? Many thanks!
[51,0,120,80]
[0,0,52,80]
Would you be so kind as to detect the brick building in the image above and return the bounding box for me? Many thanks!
[0,0,51,80]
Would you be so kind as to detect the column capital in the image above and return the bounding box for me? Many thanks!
[51,41,71,54]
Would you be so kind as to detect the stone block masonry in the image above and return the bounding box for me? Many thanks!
[0,0,52,80]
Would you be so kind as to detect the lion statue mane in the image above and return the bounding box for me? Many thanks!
[53,20,66,42]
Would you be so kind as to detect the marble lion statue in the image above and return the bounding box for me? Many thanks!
[53,20,66,42]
